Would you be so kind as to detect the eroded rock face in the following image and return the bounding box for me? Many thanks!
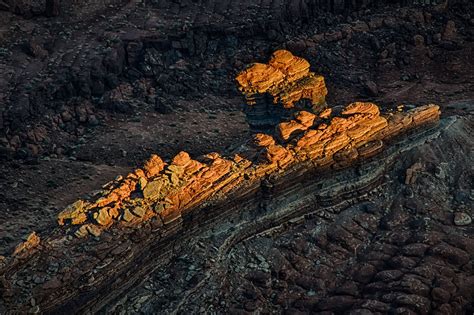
[1,52,446,314]
[236,50,328,131]
[236,50,328,109]
[55,100,440,237]
[52,50,441,236]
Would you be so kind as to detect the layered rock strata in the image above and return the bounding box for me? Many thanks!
[53,101,440,237]
[236,50,328,130]
[236,50,327,108]
[0,52,443,312]
[0,102,442,313]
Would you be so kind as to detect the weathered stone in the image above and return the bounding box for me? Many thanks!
[342,102,380,117]
[122,209,136,222]
[453,212,472,226]
[295,111,316,128]
[319,108,332,119]
[13,232,40,257]
[236,50,327,109]
[138,177,148,190]
[143,179,165,200]
[172,151,191,166]
[86,224,102,237]
[277,120,305,141]
[58,200,88,225]
[94,208,112,226]
[143,154,165,178]
[253,133,275,147]
[132,206,146,218]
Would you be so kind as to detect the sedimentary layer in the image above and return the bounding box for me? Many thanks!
[52,101,440,235]
[0,101,441,313]
[0,50,445,313]
[236,50,328,109]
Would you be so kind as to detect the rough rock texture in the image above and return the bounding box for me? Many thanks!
[236,50,328,130]
[0,0,472,159]
[0,53,448,311]
[0,1,473,314]
[52,98,440,236]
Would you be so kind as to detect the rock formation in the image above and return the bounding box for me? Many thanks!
[12,232,40,258]
[0,51,445,313]
[54,99,440,238]
[51,51,441,238]
[236,50,328,109]
[236,50,328,131]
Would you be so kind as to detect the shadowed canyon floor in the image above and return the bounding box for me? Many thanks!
[0,1,473,314]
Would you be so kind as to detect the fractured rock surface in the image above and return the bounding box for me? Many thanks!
[236,50,328,130]
[1,3,474,310]
[0,48,453,313]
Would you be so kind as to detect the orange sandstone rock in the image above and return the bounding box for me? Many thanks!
[236,50,327,108]
[319,108,332,119]
[295,111,316,128]
[276,74,327,108]
[265,144,293,167]
[13,232,40,257]
[253,133,276,147]
[277,111,316,141]
[172,151,191,166]
[143,154,165,178]
[58,200,88,225]
[342,102,380,117]
[277,121,305,141]
[269,49,310,81]
[235,63,285,95]
[94,207,113,226]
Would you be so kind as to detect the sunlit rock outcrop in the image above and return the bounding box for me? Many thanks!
[2,49,445,314]
[54,51,441,238]
[236,50,328,130]
[56,101,440,237]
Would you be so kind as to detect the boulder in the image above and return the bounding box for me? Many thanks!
[94,207,112,226]
[58,200,88,226]
[171,151,191,166]
[143,154,165,178]
[253,133,275,147]
[236,50,327,109]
